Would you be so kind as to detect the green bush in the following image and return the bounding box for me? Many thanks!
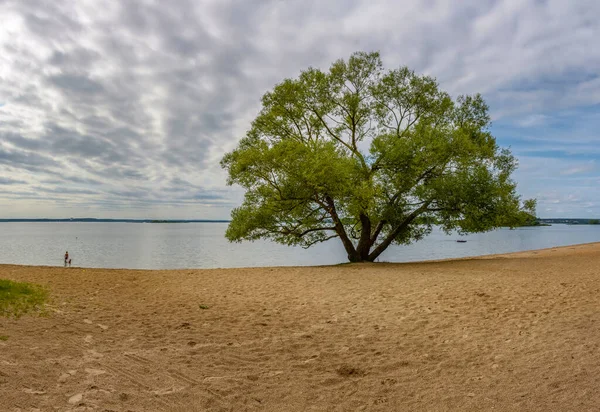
[0,279,48,318]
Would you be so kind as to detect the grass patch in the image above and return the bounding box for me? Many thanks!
[0,335,8,341]
[198,304,209,310]
[0,279,48,318]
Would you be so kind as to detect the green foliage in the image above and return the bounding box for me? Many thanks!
[0,279,48,318]
[514,213,542,226]
[590,219,599,225]
[512,200,546,227]
[221,51,535,262]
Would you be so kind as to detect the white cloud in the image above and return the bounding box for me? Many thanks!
[515,115,551,128]
[560,161,597,176]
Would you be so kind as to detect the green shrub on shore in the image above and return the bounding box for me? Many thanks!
[0,279,48,318]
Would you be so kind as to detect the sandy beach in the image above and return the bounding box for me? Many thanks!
[1,243,600,411]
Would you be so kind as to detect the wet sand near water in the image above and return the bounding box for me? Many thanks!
[1,242,600,411]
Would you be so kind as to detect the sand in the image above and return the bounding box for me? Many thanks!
[1,243,600,412]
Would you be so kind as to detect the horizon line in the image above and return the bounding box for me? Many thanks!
[0,218,231,222]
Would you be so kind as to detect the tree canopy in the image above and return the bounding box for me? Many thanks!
[221,51,534,262]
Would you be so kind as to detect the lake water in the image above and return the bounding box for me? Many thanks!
[0,222,599,269]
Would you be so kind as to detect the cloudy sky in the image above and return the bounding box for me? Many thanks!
[1,0,599,219]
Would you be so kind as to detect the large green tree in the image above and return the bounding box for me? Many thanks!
[221,52,534,262]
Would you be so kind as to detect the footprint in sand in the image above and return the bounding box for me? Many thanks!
[58,370,78,384]
[85,368,106,376]
[23,388,46,395]
[83,349,104,363]
[68,392,83,404]
[63,370,106,405]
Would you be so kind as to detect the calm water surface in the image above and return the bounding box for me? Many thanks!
[0,222,599,269]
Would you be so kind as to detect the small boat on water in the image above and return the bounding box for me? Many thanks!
[456,240,467,243]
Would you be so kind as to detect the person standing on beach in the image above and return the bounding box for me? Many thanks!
[64,251,69,267]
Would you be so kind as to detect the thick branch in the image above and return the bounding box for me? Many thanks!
[324,195,357,259]
[368,202,431,261]
[369,220,386,245]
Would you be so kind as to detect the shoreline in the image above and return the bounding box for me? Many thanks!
[2,242,600,411]
[1,241,600,272]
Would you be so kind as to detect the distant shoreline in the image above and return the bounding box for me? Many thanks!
[0,219,230,223]
[1,218,597,224]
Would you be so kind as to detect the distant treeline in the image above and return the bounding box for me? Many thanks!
[538,218,599,225]
[1,218,597,224]
[0,218,230,223]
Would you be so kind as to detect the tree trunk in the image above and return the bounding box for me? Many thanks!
[356,213,372,261]
[346,250,362,262]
